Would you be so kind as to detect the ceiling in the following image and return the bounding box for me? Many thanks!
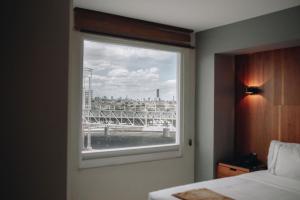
[74,0,300,32]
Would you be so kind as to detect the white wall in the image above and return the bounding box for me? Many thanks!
[67,8,196,200]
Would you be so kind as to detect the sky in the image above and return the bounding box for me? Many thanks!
[83,40,178,101]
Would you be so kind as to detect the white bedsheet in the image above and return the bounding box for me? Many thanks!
[148,171,300,200]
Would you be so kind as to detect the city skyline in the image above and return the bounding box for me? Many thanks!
[83,39,178,100]
[92,93,176,101]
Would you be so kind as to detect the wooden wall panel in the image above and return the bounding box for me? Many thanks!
[281,106,300,142]
[283,47,300,105]
[235,46,300,163]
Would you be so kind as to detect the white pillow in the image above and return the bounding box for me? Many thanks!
[267,140,281,171]
[268,140,300,180]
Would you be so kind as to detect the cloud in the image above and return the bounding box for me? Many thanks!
[84,40,178,100]
[150,67,159,73]
[108,69,129,77]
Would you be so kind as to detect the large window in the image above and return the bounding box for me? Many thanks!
[80,35,182,167]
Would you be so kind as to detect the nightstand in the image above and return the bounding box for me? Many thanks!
[217,162,266,178]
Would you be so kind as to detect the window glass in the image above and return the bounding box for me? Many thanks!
[82,39,179,153]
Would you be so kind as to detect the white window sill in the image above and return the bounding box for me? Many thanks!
[79,144,182,168]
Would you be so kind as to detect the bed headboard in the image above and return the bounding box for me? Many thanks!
[235,46,300,164]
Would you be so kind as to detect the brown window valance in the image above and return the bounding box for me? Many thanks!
[74,7,194,48]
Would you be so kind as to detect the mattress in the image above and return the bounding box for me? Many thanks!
[148,170,300,200]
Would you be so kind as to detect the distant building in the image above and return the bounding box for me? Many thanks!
[156,89,160,101]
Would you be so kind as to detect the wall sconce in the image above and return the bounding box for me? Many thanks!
[244,86,262,95]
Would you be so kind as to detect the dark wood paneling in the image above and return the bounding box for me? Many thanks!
[74,7,193,48]
[235,46,300,163]
[283,47,300,105]
[281,106,300,142]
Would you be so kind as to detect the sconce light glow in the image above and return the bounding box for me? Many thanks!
[244,86,262,95]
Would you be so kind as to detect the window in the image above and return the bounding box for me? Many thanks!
[80,35,183,167]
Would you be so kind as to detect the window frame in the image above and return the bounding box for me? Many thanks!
[78,33,185,168]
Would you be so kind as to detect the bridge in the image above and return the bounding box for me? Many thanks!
[84,109,176,127]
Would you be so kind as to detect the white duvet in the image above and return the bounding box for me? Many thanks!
[148,171,300,200]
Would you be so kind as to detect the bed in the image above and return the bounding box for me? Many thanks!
[149,141,300,200]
